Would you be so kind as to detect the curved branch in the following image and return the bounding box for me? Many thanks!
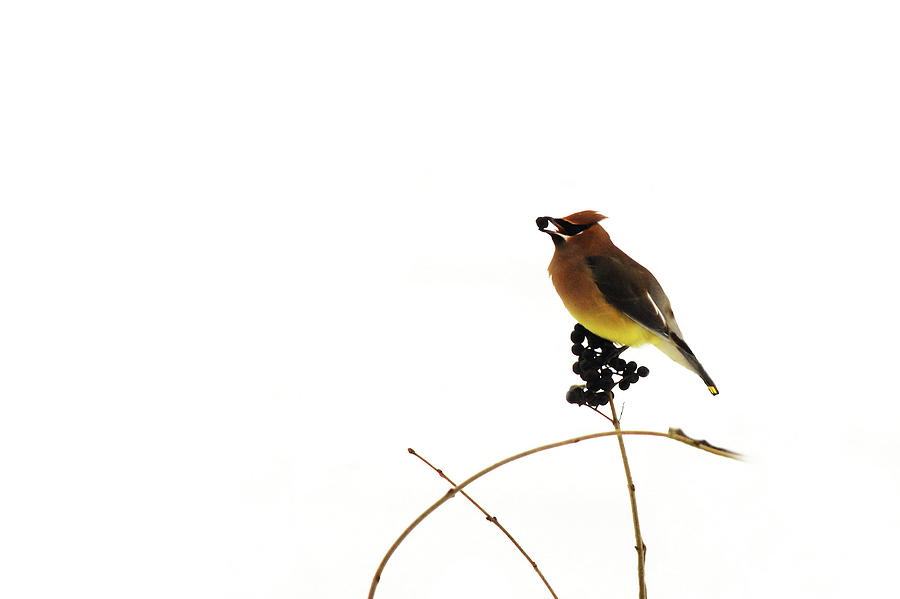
[368,429,741,599]
[409,448,559,599]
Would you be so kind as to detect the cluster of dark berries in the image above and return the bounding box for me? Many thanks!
[565,323,649,408]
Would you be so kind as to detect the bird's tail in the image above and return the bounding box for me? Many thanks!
[657,334,719,396]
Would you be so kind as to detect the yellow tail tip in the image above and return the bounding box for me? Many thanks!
[708,385,719,396]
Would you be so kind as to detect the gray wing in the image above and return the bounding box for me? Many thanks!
[586,254,716,392]
[584,255,682,341]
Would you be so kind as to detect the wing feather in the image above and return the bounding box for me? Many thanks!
[584,255,675,340]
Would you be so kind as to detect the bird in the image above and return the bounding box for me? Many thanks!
[537,210,719,395]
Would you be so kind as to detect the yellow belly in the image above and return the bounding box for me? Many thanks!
[568,302,657,347]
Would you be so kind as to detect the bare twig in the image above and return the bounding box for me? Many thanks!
[608,398,647,599]
[369,429,741,599]
[408,448,559,599]
[667,428,742,459]
[585,402,615,424]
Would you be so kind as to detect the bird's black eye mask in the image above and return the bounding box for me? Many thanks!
[554,219,593,235]
[536,216,594,237]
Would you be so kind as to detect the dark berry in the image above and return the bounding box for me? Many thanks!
[597,391,611,406]
[629,373,640,384]
[637,366,650,377]
[584,358,604,372]
[600,377,616,391]
[624,361,637,374]
[570,329,586,344]
[579,347,595,361]
[573,323,587,335]
[580,372,598,384]
[572,361,582,376]
[571,344,584,356]
[566,385,587,405]
[618,380,631,391]
[578,355,596,369]
[586,378,603,391]
[586,392,603,407]
[611,358,627,371]
[587,332,614,350]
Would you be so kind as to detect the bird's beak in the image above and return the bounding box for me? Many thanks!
[537,216,570,235]
[536,216,559,234]
[538,216,572,248]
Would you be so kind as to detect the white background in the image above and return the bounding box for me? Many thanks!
[2,1,899,598]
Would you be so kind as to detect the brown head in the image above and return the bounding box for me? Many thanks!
[536,211,611,250]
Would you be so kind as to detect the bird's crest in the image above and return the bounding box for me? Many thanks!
[562,211,607,225]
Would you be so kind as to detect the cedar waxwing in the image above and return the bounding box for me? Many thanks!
[537,211,719,395]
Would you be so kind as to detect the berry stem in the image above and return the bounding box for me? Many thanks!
[586,402,615,424]
[608,397,648,599]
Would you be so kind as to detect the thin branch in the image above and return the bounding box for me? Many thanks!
[408,448,559,599]
[608,398,647,599]
[369,429,741,599]
[585,402,615,424]
[666,428,741,459]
